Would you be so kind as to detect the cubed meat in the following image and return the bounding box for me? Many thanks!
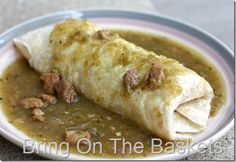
[55,80,78,103]
[39,94,57,105]
[109,126,116,132]
[40,72,60,94]
[32,108,45,122]
[20,97,45,109]
[65,130,91,145]
[97,30,111,39]
[144,63,165,90]
[123,70,140,93]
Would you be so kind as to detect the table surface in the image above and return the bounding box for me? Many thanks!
[0,0,234,160]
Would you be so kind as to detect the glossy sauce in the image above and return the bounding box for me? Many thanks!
[0,30,226,158]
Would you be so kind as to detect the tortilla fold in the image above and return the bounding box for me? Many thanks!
[14,19,213,141]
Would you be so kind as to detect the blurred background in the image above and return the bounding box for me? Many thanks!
[0,0,234,160]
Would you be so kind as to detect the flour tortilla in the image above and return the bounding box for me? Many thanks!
[14,19,213,141]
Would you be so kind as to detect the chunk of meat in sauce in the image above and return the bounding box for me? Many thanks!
[109,126,116,132]
[32,108,45,122]
[39,94,57,105]
[55,80,78,103]
[20,97,45,109]
[65,130,91,145]
[123,70,140,93]
[145,63,165,89]
[40,72,60,94]
[97,30,111,39]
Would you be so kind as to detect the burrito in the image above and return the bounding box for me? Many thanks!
[14,19,213,141]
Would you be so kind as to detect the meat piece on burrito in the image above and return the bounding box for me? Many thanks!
[14,19,213,141]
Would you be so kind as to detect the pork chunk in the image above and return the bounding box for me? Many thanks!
[55,80,78,103]
[97,30,111,39]
[65,130,91,145]
[40,72,60,94]
[39,94,57,105]
[32,108,45,122]
[20,97,45,109]
[145,63,165,89]
[123,70,140,93]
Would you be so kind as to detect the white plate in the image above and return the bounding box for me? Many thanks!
[0,10,234,160]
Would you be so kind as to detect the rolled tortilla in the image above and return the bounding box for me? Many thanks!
[14,19,213,141]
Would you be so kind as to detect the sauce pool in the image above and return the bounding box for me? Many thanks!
[0,30,226,158]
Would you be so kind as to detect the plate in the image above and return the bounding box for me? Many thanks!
[0,10,234,160]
